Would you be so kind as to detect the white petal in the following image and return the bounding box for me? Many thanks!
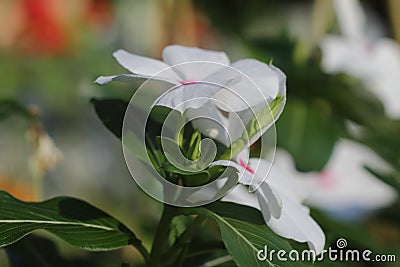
[162,45,230,81]
[333,0,366,39]
[253,155,309,202]
[304,139,397,211]
[185,102,230,146]
[320,36,356,74]
[320,36,374,79]
[153,83,220,112]
[212,59,285,112]
[266,194,326,254]
[211,159,254,184]
[367,39,400,119]
[113,49,180,83]
[247,158,273,191]
[256,182,282,219]
[221,184,260,210]
[94,74,172,85]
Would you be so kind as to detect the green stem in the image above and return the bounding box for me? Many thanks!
[150,204,177,266]
[203,255,233,267]
[175,243,189,267]
[31,166,43,201]
[163,215,207,262]
[132,242,151,266]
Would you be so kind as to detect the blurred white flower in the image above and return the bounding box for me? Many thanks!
[306,140,397,212]
[273,140,397,218]
[320,0,400,118]
[27,131,63,174]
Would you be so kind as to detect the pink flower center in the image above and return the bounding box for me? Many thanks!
[238,158,255,174]
[318,170,336,188]
[179,80,197,85]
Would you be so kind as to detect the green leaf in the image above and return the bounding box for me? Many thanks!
[91,98,128,139]
[0,190,147,254]
[244,95,284,141]
[0,100,35,122]
[365,167,400,195]
[6,234,72,267]
[220,96,284,160]
[277,100,340,172]
[187,130,202,160]
[182,202,303,267]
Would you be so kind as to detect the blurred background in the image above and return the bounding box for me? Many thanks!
[0,0,399,266]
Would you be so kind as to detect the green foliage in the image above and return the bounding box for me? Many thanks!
[220,96,284,160]
[0,100,36,122]
[183,202,311,267]
[0,190,145,253]
[91,98,128,139]
[277,99,340,171]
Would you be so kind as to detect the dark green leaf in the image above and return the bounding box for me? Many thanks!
[0,190,145,253]
[182,203,306,267]
[91,98,128,139]
[220,96,284,160]
[0,100,35,122]
[277,100,340,171]
[365,167,400,195]
[6,234,71,267]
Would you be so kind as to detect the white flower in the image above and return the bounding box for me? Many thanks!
[292,140,398,215]
[27,129,62,173]
[219,149,326,254]
[96,45,286,168]
[320,0,400,118]
[95,45,285,117]
[95,45,326,251]
[193,109,325,253]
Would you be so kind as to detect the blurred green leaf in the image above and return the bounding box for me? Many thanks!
[0,100,34,122]
[277,100,339,171]
[0,190,146,254]
[365,167,400,195]
[91,98,127,139]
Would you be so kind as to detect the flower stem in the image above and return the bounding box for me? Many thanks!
[150,204,177,266]
[31,166,43,201]
[162,215,207,262]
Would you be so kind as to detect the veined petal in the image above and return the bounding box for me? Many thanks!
[113,49,180,83]
[212,59,283,112]
[162,45,230,81]
[266,193,325,254]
